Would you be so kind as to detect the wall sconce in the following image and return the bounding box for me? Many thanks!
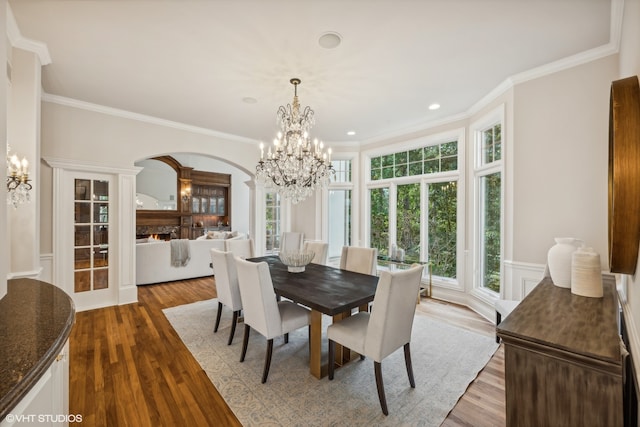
[181,187,191,204]
[6,145,32,208]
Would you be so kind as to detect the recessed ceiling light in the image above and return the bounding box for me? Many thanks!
[318,32,342,49]
[347,131,356,136]
[243,97,257,104]
[428,103,440,110]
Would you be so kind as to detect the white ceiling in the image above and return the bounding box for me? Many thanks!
[9,0,613,145]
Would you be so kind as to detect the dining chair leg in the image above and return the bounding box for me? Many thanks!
[328,339,335,380]
[403,343,415,388]
[228,310,239,345]
[284,333,289,344]
[262,338,274,383]
[214,301,223,333]
[374,361,389,416]
[240,324,250,362]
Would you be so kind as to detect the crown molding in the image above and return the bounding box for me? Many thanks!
[6,3,51,65]
[41,93,258,146]
[610,0,625,52]
[361,111,469,147]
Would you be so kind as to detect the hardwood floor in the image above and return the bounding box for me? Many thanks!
[418,299,506,427]
[69,277,505,426]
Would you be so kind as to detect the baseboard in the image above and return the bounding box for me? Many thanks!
[119,284,138,305]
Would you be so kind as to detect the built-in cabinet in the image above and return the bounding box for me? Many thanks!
[0,279,75,426]
[1,342,70,427]
[136,156,231,239]
[496,275,623,426]
[187,170,231,239]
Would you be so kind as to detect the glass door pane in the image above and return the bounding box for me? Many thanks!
[265,192,281,253]
[396,183,420,263]
[73,179,110,293]
[328,189,351,259]
[481,173,501,292]
[427,181,458,278]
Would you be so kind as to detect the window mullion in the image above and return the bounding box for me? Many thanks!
[389,183,397,256]
[421,181,428,263]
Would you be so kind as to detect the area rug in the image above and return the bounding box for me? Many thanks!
[163,299,498,426]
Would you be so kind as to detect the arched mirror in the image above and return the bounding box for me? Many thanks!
[135,157,179,210]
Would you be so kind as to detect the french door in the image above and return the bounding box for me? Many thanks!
[58,171,118,309]
[73,178,111,296]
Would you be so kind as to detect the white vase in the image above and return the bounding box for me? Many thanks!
[571,247,603,298]
[547,237,582,288]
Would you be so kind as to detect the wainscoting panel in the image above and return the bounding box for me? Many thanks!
[620,296,640,427]
[503,260,546,300]
[39,253,53,283]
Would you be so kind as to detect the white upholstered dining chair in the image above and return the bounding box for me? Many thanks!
[303,240,329,265]
[340,246,378,312]
[210,248,243,345]
[235,257,311,383]
[280,231,304,253]
[225,238,255,259]
[339,246,378,276]
[327,264,424,415]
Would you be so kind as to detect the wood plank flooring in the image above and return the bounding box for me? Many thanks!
[69,277,505,426]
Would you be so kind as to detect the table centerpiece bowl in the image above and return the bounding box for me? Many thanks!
[279,251,315,273]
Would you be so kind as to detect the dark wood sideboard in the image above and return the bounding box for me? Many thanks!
[496,275,622,426]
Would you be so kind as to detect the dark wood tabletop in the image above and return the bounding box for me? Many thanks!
[249,256,379,316]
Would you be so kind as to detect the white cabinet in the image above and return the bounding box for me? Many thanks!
[1,341,70,427]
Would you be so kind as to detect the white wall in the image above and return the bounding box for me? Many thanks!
[40,101,258,173]
[617,0,640,383]
[1,0,9,298]
[135,159,177,205]
[8,47,41,277]
[511,55,617,266]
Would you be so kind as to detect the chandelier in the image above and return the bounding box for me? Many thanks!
[256,78,334,204]
[6,145,32,208]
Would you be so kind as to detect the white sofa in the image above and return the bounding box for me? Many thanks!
[136,233,246,285]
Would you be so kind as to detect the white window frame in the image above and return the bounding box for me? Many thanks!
[321,152,359,249]
[362,128,465,291]
[254,183,293,256]
[471,105,505,303]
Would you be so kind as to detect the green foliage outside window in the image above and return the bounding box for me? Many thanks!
[369,140,461,280]
[370,141,458,181]
[396,183,421,263]
[370,188,389,257]
[428,182,457,278]
[482,124,501,165]
[482,173,501,292]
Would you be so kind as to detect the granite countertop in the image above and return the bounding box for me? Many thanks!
[0,278,76,420]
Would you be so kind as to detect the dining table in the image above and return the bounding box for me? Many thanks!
[248,255,379,379]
